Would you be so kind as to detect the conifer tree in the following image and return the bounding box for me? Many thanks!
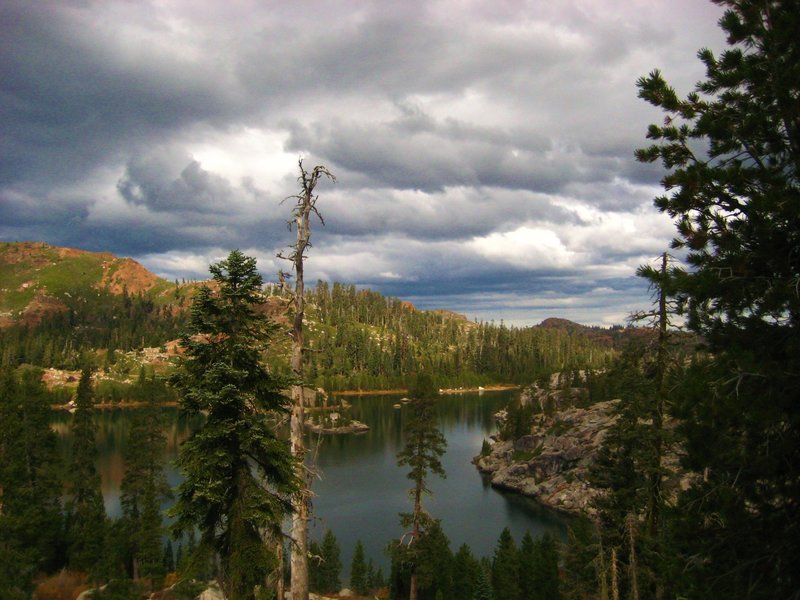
[396,372,447,600]
[120,385,170,585]
[0,368,64,596]
[170,250,299,600]
[350,540,368,596]
[163,540,175,574]
[491,527,520,600]
[452,544,481,600]
[316,530,342,594]
[636,1,800,595]
[473,564,494,600]
[66,365,107,580]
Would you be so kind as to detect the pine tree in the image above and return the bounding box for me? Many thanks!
[473,563,494,600]
[491,528,520,600]
[0,368,64,596]
[452,544,481,600]
[163,540,175,574]
[519,532,537,600]
[316,530,342,594]
[169,250,299,600]
[120,385,170,586]
[66,365,107,580]
[396,372,447,600]
[636,1,800,596]
[531,532,561,600]
[350,540,368,596]
[413,521,453,600]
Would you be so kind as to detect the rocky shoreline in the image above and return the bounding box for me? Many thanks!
[307,420,370,435]
[474,398,620,516]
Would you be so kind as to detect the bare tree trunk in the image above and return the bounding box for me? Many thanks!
[597,529,609,600]
[610,547,619,600]
[409,481,423,600]
[274,536,285,600]
[281,160,335,600]
[627,514,640,600]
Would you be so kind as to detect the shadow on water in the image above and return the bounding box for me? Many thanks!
[52,390,575,570]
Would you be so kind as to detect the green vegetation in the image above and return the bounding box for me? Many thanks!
[65,366,108,581]
[297,281,618,391]
[393,372,448,600]
[0,368,64,598]
[169,250,299,600]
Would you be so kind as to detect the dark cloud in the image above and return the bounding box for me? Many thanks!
[0,0,728,324]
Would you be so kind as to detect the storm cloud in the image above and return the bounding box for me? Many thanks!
[0,0,727,325]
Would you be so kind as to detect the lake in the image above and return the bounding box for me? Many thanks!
[52,389,571,572]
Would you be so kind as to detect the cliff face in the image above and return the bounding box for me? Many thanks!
[475,398,619,516]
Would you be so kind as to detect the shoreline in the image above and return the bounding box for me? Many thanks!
[332,384,520,397]
[51,384,521,410]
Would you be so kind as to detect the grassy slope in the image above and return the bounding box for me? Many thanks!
[0,242,175,319]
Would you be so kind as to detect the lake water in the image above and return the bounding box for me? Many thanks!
[52,390,571,571]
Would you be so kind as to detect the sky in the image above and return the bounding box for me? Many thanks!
[0,0,728,326]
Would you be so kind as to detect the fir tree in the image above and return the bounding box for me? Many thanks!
[491,528,520,600]
[473,563,494,600]
[350,540,368,596]
[316,530,342,594]
[413,521,453,600]
[0,368,64,596]
[636,1,800,595]
[163,540,175,573]
[169,250,299,600]
[66,365,107,580]
[452,544,481,600]
[120,386,170,586]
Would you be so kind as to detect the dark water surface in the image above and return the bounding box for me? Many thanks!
[53,390,571,570]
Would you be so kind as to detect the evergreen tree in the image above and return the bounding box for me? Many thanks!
[413,521,453,600]
[163,540,175,574]
[473,563,494,600]
[66,365,107,580]
[0,368,64,597]
[530,532,561,600]
[395,372,447,600]
[316,530,342,594]
[169,250,299,600]
[452,544,481,600]
[519,532,537,600]
[120,387,170,586]
[350,540,368,596]
[491,528,520,600]
[636,1,800,596]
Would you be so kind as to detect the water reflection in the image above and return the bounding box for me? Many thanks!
[52,390,573,570]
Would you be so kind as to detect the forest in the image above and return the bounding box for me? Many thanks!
[1,1,799,598]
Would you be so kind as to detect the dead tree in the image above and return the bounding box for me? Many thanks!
[279,159,335,600]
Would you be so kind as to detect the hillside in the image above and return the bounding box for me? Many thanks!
[0,242,638,394]
[0,241,176,327]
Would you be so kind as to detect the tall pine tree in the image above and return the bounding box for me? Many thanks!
[395,372,447,600]
[120,385,171,587]
[0,368,64,597]
[636,1,800,596]
[66,366,107,581]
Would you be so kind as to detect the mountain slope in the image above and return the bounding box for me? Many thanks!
[0,242,173,326]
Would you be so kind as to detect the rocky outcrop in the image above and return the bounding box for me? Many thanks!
[307,421,370,435]
[307,415,370,435]
[474,399,619,516]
